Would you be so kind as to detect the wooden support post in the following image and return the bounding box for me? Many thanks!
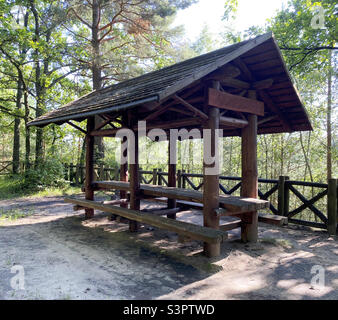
[203,81,221,258]
[177,170,182,188]
[158,168,162,185]
[240,90,258,242]
[278,176,289,216]
[327,178,337,236]
[168,137,177,219]
[129,112,140,232]
[85,117,95,219]
[152,168,158,185]
[182,169,186,189]
[120,134,128,209]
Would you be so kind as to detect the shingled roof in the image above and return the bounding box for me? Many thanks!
[28,32,312,134]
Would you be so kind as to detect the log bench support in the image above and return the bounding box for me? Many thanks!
[240,90,258,242]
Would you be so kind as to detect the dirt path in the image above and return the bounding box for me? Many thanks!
[0,196,337,300]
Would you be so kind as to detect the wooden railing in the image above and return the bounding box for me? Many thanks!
[0,161,13,175]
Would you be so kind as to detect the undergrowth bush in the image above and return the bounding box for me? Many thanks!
[23,159,67,189]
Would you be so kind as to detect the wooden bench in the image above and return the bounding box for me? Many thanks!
[94,180,269,213]
[65,197,228,244]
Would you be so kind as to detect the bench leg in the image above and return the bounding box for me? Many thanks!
[241,211,258,243]
[204,242,220,258]
[85,208,94,219]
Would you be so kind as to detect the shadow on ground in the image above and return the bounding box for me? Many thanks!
[0,196,337,300]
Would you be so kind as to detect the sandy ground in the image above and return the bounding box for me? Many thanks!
[0,195,337,300]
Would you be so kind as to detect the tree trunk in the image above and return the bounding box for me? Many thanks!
[12,79,23,174]
[327,49,332,180]
[92,0,104,162]
[24,89,30,170]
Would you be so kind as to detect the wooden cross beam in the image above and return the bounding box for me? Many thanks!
[173,94,209,120]
[66,121,87,134]
[208,88,264,116]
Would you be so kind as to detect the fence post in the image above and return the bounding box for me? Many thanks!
[278,176,289,216]
[152,168,157,185]
[158,168,162,185]
[69,163,74,183]
[327,178,337,236]
[182,169,186,189]
[64,163,68,180]
[177,170,182,188]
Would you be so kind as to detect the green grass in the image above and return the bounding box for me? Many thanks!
[0,207,34,221]
[0,175,81,200]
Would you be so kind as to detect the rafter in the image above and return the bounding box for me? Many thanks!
[258,90,292,132]
[173,95,208,120]
[67,121,87,134]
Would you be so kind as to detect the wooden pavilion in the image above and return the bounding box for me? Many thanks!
[28,33,312,257]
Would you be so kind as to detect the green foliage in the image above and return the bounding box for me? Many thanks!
[23,159,67,189]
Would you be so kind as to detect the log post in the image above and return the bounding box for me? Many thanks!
[168,137,177,219]
[182,169,186,189]
[158,168,162,185]
[152,168,158,185]
[120,134,128,209]
[203,80,220,257]
[327,178,337,236]
[128,112,140,232]
[177,169,182,188]
[240,90,258,242]
[278,176,289,216]
[85,117,95,219]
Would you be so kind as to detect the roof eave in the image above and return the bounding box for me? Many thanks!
[27,95,159,128]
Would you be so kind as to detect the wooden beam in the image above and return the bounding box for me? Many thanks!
[220,116,248,128]
[67,121,87,134]
[85,117,95,218]
[142,207,181,216]
[258,115,278,125]
[219,220,242,231]
[221,77,250,89]
[168,107,194,116]
[233,58,254,81]
[95,117,117,131]
[240,90,258,242]
[208,88,264,116]
[144,104,170,121]
[90,118,201,137]
[258,213,288,226]
[253,78,274,90]
[258,90,292,132]
[65,198,228,244]
[173,95,208,120]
